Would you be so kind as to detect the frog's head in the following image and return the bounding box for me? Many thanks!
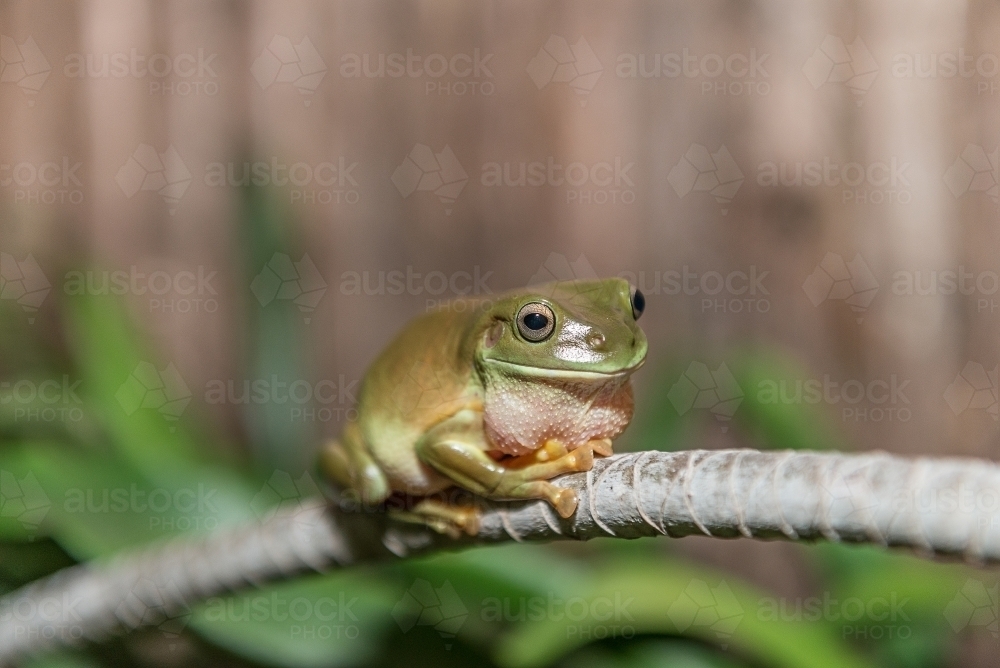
[474,278,647,380]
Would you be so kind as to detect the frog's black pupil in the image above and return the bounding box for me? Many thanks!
[523,313,548,330]
[632,289,645,317]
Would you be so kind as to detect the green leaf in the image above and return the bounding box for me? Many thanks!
[63,293,210,482]
[817,543,968,618]
[494,554,875,668]
[190,571,397,668]
[555,638,744,668]
[20,653,100,668]
[815,543,966,667]
[0,442,255,559]
[403,543,591,602]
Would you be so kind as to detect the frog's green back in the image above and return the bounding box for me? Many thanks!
[356,303,485,439]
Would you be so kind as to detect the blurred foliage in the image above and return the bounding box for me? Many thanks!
[0,197,993,667]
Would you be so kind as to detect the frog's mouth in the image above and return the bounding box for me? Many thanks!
[483,357,645,381]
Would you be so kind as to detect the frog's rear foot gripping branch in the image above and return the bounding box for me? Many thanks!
[390,498,481,538]
[4,449,1000,663]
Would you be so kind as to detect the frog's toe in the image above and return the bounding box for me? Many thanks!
[539,440,570,461]
[589,438,613,457]
[551,487,579,518]
[567,444,594,472]
[448,505,480,536]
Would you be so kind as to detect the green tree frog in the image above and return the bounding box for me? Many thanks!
[322,278,647,535]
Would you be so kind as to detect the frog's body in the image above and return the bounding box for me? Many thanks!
[322,278,647,535]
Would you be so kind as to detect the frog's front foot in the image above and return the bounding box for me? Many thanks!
[416,435,612,522]
[505,437,612,469]
[492,443,598,518]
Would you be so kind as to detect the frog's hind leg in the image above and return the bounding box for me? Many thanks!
[390,498,481,538]
[321,421,390,504]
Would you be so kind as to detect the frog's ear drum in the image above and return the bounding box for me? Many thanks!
[516,302,556,342]
[630,286,645,320]
[484,320,504,348]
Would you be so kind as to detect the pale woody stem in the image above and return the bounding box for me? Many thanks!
[2,448,999,663]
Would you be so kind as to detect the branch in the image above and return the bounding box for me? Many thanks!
[3,448,1000,663]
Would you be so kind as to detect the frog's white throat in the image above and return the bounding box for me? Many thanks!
[480,368,635,456]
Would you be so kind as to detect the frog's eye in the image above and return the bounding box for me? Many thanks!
[630,286,645,320]
[516,302,555,342]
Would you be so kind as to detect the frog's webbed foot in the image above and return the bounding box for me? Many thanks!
[506,437,612,468]
[495,440,610,518]
[391,499,481,538]
[416,435,612,520]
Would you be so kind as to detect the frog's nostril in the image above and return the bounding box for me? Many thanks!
[587,332,606,349]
